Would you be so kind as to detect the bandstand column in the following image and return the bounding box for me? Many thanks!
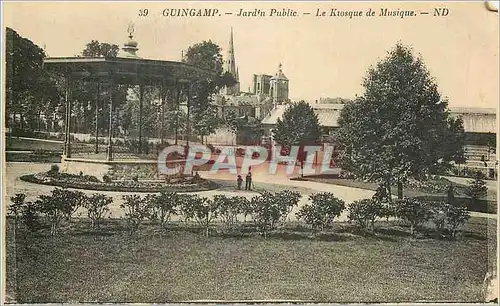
[64,75,72,158]
[174,81,181,145]
[95,80,100,154]
[107,79,114,161]
[159,84,165,145]
[186,82,191,147]
[138,84,144,154]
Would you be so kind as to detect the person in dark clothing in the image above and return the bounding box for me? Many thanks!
[245,172,252,190]
[237,175,243,190]
[447,184,455,205]
[481,155,488,167]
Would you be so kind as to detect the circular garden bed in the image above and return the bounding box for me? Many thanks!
[20,171,220,193]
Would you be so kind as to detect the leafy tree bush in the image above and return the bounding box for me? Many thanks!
[63,189,86,221]
[347,199,383,232]
[394,198,433,237]
[121,195,150,234]
[379,202,397,222]
[430,201,448,236]
[275,190,301,225]
[21,201,42,234]
[337,43,465,200]
[272,101,321,149]
[445,204,470,239]
[213,194,243,232]
[36,188,78,236]
[145,191,178,232]
[296,192,345,234]
[250,192,287,238]
[465,173,488,205]
[84,193,112,230]
[9,193,42,234]
[181,195,218,237]
[8,193,26,224]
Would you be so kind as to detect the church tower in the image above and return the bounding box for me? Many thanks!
[222,27,240,96]
[270,63,289,105]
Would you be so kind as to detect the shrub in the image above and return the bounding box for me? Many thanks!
[347,198,383,232]
[296,192,345,234]
[84,193,113,230]
[196,197,219,237]
[21,201,42,233]
[179,195,218,236]
[36,188,79,236]
[9,193,26,223]
[48,164,60,176]
[394,198,433,237]
[430,201,448,236]
[9,194,41,233]
[213,195,247,232]
[62,189,87,221]
[121,195,150,234]
[239,197,253,223]
[274,190,301,225]
[379,202,397,222]
[145,191,178,232]
[250,192,285,238]
[102,175,112,183]
[445,204,470,239]
[465,173,488,204]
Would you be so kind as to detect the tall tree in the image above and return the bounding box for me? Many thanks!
[182,41,236,142]
[336,43,466,199]
[82,40,119,57]
[272,101,321,149]
[5,27,61,131]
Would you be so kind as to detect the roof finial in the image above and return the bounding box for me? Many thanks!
[127,22,135,39]
[279,62,283,72]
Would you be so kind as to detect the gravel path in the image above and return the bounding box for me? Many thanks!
[5,162,496,220]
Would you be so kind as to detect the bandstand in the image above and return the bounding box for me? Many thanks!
[43,27,216,180]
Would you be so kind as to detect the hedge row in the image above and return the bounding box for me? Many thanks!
[9,188,471,240]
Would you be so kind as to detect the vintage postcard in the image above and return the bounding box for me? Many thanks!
[1,1,498,304]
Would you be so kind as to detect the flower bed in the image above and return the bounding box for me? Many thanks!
[20,172,219,193]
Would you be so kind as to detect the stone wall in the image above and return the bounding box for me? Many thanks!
[60,157,112,180]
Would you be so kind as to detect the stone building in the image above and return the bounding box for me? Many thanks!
[215,29,290,121]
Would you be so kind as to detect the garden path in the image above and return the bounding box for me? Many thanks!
[5,162,497,220]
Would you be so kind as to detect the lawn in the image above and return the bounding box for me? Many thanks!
[5,137,64,152]
[6,217,496,303]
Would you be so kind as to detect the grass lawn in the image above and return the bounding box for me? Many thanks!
[6,217,496,303]
[5,138,64,152]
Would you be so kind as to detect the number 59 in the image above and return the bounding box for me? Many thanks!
[139,9,148,16]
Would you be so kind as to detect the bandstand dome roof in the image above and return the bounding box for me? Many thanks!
[43,29,216,85]
[43,56,216,85]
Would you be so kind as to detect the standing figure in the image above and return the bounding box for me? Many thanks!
[237,175,243,190]
[245,172,252,190]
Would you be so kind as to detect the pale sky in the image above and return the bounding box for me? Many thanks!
[3,1,499,108]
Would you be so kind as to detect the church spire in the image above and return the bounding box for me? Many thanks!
[226,27,237,76]
[223,27,240,95]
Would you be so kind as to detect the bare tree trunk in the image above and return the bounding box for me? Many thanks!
[397,181,404,199]
[385,178,392,203]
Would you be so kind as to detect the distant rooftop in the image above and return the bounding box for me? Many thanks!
[449,107,497,115]
[261,104,341,127]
